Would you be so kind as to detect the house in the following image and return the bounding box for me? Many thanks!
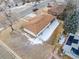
[63,34,79,59]
[23,14,56,36]
[22,13,64,45]
[48,3,66,16]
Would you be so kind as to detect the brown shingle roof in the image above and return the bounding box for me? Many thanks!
[48,5,65,15]
[24,14,56,35]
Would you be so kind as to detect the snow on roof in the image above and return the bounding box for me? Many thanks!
[38,19,59,41]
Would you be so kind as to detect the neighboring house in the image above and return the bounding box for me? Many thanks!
[63,34,79,59]
[48,4,66,16]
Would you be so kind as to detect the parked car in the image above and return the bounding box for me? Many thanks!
[32,3,38,12]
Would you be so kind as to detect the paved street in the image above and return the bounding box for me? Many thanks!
[13,0,52,18]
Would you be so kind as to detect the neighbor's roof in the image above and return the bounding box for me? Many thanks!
[63,34,79,59]
[48,4,65,15]
[24,14,56,35]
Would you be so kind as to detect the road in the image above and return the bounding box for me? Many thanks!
[16,0,52,18]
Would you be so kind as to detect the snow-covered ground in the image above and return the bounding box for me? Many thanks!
[8,3,33,13]
[59,35,65,45]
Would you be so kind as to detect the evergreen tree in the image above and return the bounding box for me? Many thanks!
[64,10,79,34]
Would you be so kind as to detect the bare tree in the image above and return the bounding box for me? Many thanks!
[3,0,18,32]
[4,9,14,31]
